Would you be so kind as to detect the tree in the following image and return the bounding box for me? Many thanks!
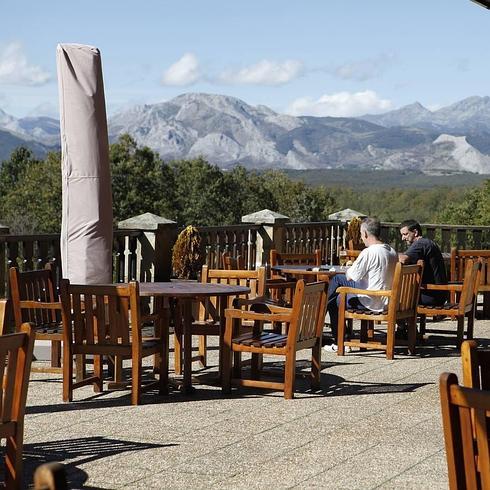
[110,134,174,222]
[437,180,490,226]
[0,151,61,233]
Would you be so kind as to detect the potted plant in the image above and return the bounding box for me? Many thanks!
[172,225,204,280]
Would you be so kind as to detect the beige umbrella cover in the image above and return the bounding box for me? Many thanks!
[57,44,113,283]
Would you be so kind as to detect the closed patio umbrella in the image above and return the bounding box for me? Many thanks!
[57,44,113,283]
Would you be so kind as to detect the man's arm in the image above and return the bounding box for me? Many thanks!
[398,253,411,264]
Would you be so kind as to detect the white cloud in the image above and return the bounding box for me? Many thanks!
[161,53,201,86]
[219,59,303,85]
[0,42,51,86]
[333,54,395,82]
[286,90,393,117]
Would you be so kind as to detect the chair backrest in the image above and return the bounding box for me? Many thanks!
[0,323,35,488]
[461,340,490,391]
[270,249,321,267]
[439,372,490,490]
[287,280,327,344]
[392,260,424,318]
[60,280,141,348]
[451,248,490,290]
[345,249,361,263]
[199,266,266,321]
[457,259,482,314]
[221,252,246,270]
[9,266,60,329]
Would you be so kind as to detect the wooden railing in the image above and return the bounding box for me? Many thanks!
[380,223,490,253]
[0,229,143,297]
[0,219,488,295]
[198,224,261,270]
[284,221,344,264]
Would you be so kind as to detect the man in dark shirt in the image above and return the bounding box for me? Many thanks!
[398,219,448,306]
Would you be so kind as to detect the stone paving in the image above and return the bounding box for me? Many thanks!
[16,319,490,489]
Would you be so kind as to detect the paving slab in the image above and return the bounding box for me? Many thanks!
[13,318,490,489]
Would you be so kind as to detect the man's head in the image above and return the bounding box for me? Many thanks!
[360,217,381,246]
[400,219,423,245]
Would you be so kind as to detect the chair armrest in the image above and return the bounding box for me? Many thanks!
[423,283,462,292]
[336,287,392,297]
[225,308,292,323]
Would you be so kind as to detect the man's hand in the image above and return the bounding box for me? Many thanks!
[398,253,411,264]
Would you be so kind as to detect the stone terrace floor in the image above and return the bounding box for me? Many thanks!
[15,318,490,489]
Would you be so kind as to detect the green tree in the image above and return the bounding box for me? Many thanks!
[437,180,490,226]
[0,151,61,233]
[110,134,174,222]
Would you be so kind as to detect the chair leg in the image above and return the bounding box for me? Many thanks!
[284,350,296,399]
[337,304,346,356]
[93,355,103,392]
[198,335,207,368]
[483,291,490,319]
[311,341,321,390]
[51,339,61,368]
[386,321,395,360]
[222,317,234,394]
[63,350,73,402]
[466,304,476,340]
[419,314,426,336]
[360,320,368,351]
[456,316,465,348]
[5,432,23,489]
[131,357,142,406]
[407,317,416,355]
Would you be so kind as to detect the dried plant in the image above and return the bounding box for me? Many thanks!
[172,225,204,279]
[346,216,363,249]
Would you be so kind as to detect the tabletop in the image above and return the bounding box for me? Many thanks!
[271,264,350,276]
[139,281,250,298]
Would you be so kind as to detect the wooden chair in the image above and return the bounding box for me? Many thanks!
[451,248,490,318]
[439,372,490,489]
[461,340,490,391]
[60,280,166,405]
[222,280,327,399]
[9,266,63,374]
[0,298,7,335]
[34,462,68,490]
[418,259,482,347]
[0,323,35,489]
[270,249,321,268]
[173,266,267,373]
[337,261,424,360]
[221,251,246,270]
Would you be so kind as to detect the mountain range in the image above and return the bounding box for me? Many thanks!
[2,94,490,174]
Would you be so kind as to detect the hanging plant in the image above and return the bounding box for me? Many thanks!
[172,225,204,279]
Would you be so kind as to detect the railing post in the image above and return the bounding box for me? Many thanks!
[118,213,177,282]
[241,209,289,267]
[0,224,10,298]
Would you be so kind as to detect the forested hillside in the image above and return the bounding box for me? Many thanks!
[0,134,488,234]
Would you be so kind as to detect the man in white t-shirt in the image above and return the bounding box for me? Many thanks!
[325,217,398,352]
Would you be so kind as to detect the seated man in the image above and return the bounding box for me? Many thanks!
[325,217,398,352]
[398,219,448,306]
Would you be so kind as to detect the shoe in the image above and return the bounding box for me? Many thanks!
[323,343,351,353]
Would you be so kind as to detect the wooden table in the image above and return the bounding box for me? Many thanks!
[139,282,250,394]
[271,264,349,282]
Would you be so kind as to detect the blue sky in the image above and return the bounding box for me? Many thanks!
[1,0,489,118]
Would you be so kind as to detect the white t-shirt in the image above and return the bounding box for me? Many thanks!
[346,243,398,311]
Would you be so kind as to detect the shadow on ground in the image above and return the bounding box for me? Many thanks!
[22,436,175,489]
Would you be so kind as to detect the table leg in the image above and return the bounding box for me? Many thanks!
[182,298,194,394]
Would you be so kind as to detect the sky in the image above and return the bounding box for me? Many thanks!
[1,0,489,119]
